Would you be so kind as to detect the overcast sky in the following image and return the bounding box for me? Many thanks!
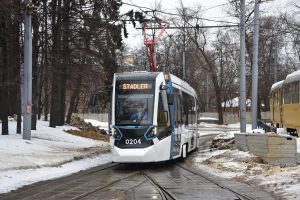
[120,0,296,49]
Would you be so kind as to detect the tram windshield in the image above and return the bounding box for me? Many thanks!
[115,80,155,125]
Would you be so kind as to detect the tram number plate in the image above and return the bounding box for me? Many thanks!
[125,138,142,145]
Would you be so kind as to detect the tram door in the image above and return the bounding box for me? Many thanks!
[171,89,182,157]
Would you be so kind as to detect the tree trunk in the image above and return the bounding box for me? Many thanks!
[16,26,21,134]
[0,15,9,135]
[211,72,223,124]
[43,0,49,121]
[66,76,82,124]
[49,0,60,128]
[37,60,44,120]
[49,77,60,127]
[17,112,22,134]
[31,8,40,130]
[44,73,49,121]
[49,0,63,127]
[257,95,261,120]
[58,0,72,125]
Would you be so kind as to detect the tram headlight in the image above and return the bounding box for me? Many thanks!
[144,126,156,140]
[112,126,122,141]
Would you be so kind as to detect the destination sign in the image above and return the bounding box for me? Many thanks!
[119,83,152,90]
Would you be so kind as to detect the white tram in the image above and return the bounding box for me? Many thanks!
[110,71,198,162]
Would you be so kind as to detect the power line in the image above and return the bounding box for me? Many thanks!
[122,2,238,25]
[127,0,154,18]
[200,0,238,12]
[136,25,239,29]
[149,0,238,13]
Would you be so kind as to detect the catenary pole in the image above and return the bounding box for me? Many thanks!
[251,0,260,130]
[240,0,246,133]
[182,8,186,80]
[23,0,33,140]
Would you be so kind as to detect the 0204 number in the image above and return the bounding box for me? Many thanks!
[125,138,142,145]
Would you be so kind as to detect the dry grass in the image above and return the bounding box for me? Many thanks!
[65,129,109,142]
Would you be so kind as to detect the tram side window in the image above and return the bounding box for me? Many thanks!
[284,85,291,104]
[292,82,299,104]
[182,92,195,125]
[173,91,178,128]
[182,92,189,125]
[188,96,193,124]
[177,90,182,126]
[188,96,192,124]
[157,89,170,139]
[173,88,181,128]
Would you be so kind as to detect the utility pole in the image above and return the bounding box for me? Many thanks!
[182,8,186,80]
[251,0,260,130]
[23,0,33,140]
[206,76,209,112]
[240,0,246,133]
[182,42,186,80]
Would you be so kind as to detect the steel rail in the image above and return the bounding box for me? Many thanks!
[142,171,177,200]
[2,162,121,200]
[72,172,141,200]
[73,170,177,200]
[175,163,255,200]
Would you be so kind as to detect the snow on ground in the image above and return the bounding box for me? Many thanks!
[0,120,111,193]
[1,119,300,199]
[193,148,300,199]
[0,154,111,194]
[194,124,300,199]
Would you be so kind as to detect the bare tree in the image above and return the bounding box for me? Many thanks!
[0,1,22,134]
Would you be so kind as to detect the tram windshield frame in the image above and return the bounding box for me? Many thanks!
[115,80,155,126]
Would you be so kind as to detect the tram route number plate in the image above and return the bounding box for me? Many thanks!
[125,138,142,145]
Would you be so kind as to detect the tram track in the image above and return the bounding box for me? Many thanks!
[72,170,177,200]
[0,162,121,200]
[1,159,274,200]
[175,162,255,200]
[71,172,141,200]
[142,171,177,200]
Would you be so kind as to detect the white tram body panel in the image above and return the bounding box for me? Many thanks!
[110,71,198,163]
[111,137,171,163]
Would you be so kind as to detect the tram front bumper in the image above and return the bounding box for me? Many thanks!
[111,137,171,163]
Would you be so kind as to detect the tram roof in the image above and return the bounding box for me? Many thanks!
[270,80,284,92]
[169,74,197,97]
[284,70,300,85]
[114,71,197,97]
[114,71,161,80]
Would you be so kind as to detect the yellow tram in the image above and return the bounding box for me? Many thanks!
[270,70,300,136]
